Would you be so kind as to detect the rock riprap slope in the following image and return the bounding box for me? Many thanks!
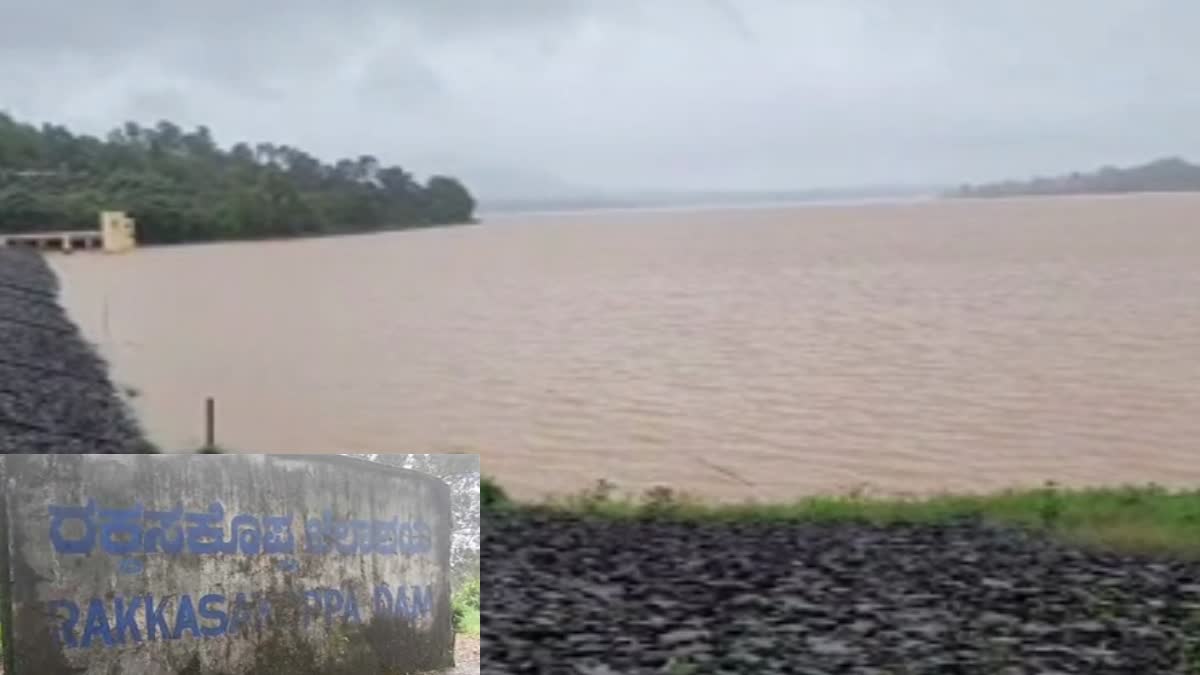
[484,509,1200,674]
[0,249,153,453]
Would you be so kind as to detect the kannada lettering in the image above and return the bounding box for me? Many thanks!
[48,499,432,558]
[46,583,436,650]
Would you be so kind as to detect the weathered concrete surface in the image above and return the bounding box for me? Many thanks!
[0,454,454,674]
[0,249,153,453]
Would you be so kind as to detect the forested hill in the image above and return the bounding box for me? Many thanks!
[0,112,476,244]
[950,157,1200,198]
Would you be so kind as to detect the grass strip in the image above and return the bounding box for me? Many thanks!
[483,477,1200,557]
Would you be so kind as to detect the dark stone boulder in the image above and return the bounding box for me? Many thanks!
[483,510,1200,674]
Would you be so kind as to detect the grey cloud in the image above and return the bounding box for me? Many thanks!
[1,0,1199,197]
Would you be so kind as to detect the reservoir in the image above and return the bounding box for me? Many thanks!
[52,193,1200,500]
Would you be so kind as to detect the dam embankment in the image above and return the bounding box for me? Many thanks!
[484,503,1200,674]
[0,249,152,453]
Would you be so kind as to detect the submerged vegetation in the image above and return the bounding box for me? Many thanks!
[484,477,1200,557]
[0,112,475,244]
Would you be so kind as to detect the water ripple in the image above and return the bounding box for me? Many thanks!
[52,193,1200,500]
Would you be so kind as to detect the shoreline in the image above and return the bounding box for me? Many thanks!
[13,189,1197,255]
[52,218,482,254]
[484,478,1200,557]
[0,249,154,453]
[479,188,1200,219]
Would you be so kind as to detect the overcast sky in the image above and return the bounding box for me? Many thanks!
[2,0,1198,197]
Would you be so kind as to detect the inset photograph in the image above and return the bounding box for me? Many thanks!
[0,453,480,675]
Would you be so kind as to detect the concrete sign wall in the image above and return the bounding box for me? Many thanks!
[0,454,454,675]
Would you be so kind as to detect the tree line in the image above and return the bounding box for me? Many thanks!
[0,112,476,244]
[950,157,1200,198]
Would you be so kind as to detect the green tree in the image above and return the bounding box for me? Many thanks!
[0,111,476,243]
[425,176,476,224]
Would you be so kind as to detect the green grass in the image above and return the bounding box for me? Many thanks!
[482,476,507,510]
[453,575,481,636]
[458,609,480,636]
[483,477,1200,558]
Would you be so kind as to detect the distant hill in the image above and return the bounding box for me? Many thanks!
[950,157,1200,198]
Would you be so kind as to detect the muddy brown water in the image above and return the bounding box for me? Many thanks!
[51,193,1200,501]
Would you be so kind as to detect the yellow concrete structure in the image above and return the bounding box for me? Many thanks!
[99,211,137,253]
[0,211,137,254]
